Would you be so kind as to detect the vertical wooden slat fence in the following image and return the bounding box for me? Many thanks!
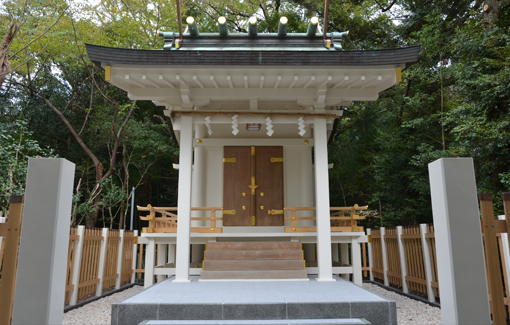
[102,229,120,293]
[64,227,80,305]
[384,227,402,288]
[402,225,427,296]
[370,229,384,282]
[77,228,103,302]
[121,231,135,286]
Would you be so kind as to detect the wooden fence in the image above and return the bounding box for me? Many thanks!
[366,193,510,324]
[0,197,139,322]
[64,226,138,306]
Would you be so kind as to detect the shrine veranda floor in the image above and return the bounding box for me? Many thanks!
[111,275,396,325]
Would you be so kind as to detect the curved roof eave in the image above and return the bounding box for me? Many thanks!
[85,44,420,70]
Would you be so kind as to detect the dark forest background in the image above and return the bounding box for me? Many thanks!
[1,0,509,230]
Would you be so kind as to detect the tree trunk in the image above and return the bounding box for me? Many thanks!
[483,0,509,26]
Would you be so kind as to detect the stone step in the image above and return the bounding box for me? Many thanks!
[203,259,305,271]
[140,319,371,324]
[200,270,308,280]
[207,241,301,251]
[205,250,304,260]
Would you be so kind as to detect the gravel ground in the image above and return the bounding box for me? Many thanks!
[63,283,441,325]
[63,285,144,325]
[362,283,441,325]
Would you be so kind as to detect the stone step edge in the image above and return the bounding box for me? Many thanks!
[139,318,371,325]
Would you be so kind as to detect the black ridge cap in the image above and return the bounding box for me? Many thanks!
[85,43,420,70]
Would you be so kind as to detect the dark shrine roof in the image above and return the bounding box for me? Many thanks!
[85,41,420,68]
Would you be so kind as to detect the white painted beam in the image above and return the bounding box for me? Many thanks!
[289,76,298,88]
[244,75,248,88]
[274,75,281,88]
[227,75,233,88]
[333,76,349,89]
[159,75,175,88]
[259,75,265,88]
[210,75,219,88]
[176,75,186,86]
[193,75,204,88]
[127,87,379,101]
[303,76,315,89]
[196,138,313,147]
[142,75,160,88]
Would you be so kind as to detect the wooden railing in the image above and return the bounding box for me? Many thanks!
[138,204,368,234]
[137,205,223,233]
[284,205,368,233]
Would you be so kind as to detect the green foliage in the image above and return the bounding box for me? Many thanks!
[0,120,56,216]
[1,0,509,229]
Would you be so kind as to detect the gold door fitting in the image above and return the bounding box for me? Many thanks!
[248,176,258,195]
[260,206,265,210]
[223,158,236,163]
[242,192,247,196]
[268,209,284,215]
[353,214,360,220]
[147,227,154,233]
[304,139,309,144]
[223,209,236,215]
[242,206,247,210]
[251,146,256,156]
[353,226,360,232]
[270,157,283,163]
[260,192,264,196]
[251,216,256,226]
[196,139,202,144]
[367,235,372,243]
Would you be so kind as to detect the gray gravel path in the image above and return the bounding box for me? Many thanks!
[63,283,441,325]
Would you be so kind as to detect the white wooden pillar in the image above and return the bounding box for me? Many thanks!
[367,228,374,281]
[115,230,125,289]
[340,243,349,280]
[174,115,194,282]
[96,228,109,296]
[396,226,409,293]
[191,125,207,264]
[419,224,435,302]
[131,230,138,284]
[429,158,490,325]
[351,238,363,285]
[157,244,168,282]
[168,244,176,266]
[380,227,389,286]
[12,158,75,325]
[332,243,339,276]
[144,238,156,288]
[313,118,333,281]
[69,225,85,306]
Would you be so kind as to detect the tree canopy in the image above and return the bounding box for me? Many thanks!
[1,0,509,228]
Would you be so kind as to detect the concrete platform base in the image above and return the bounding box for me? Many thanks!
[112,276,396,325]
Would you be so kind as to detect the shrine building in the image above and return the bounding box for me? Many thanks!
[86,16,420,286]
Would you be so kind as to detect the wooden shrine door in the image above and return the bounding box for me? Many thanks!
[223,146,284,226]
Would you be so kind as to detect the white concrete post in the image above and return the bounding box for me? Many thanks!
[351,238,363,286]
[340,243,349,280]
[12,158,75,325]
[175,115,194,282]
[313,118,333,281]
[115,230,125,289]
[69,225,85,306]
[131,230,138,284]
[380,227,389,286]
[96,228,109,296]
[367,229,374,281]
[144,239,156,288]
[498,215,510,295]
[157,244,168,282]
[429,158,490,325]
[419,223,436,302]
[396,226,409,293]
